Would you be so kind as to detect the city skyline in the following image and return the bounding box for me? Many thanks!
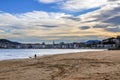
[0,0,120,43]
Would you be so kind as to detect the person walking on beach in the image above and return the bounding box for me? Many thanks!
[34,54,37,59]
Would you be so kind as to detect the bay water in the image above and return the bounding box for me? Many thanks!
[0,49,105,60]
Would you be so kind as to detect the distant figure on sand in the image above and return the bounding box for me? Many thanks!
[34,54,37,59]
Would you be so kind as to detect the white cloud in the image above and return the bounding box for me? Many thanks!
[37,0,108,11]
[37,0,60,3]
[0,11,80,41]
[61,0,107,11]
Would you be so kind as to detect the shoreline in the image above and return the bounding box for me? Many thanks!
[0,49,106,61]
[0,50,120,80]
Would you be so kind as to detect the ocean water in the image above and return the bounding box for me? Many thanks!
[0,49,105,60]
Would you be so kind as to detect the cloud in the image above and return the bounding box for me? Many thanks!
[0,7,120,42]
[104,15,120,25]
[79,26,90,30]
[61,16,81,21]
[0,11,82,42]
[37,0,60,3]
[61,0,107,11]
[0,0,120,42]
[37,0,107,12]
[80,0,120,28]
[105,26,120,32]
[37,25,59,28]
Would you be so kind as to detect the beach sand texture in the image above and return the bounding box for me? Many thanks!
[0,50,120,80]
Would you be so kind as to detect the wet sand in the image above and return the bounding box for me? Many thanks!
[0,50,120,80]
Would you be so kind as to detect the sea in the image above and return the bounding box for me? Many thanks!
[0,49,105,60]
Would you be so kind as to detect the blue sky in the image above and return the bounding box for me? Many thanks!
[0,0,56,13]
[0,0,120,43]
[0,0,100,16]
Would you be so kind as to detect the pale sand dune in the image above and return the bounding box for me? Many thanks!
[0,50,120,80]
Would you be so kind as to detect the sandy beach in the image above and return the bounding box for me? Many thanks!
[0,50,120,80]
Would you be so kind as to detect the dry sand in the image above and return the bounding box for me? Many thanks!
[0,50,120,80]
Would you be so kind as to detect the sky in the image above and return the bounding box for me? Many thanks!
[0,0,120,43]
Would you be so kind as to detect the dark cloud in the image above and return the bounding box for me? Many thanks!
[79,26,90,30]
[35,25,59,28]
[93,24,109,28]
[62,16,81,21]
[12,32,22,35]
[105,27,120,32]
[104,15,120,25]
[91,6,120,23]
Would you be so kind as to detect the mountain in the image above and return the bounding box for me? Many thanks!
[85,40,101,45]
[0,39,21,48]
[0,39,21,45]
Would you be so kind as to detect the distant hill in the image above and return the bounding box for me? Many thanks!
[0,39,21,48]
[0,39,21,45]
[85,40,101,45]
